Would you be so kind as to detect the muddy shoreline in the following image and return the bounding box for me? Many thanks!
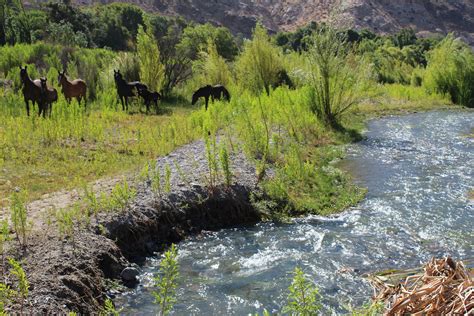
[3,139,263,313]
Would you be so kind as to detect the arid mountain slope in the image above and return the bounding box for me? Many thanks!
[72,0,474,44]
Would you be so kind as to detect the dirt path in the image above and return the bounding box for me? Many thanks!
[0,176,129,230]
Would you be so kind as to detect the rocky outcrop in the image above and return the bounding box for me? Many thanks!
[68,0,474,44]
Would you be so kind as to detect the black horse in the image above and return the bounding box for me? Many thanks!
[192,84,230,110]
[113,70,148,111]
[137,86,161,114]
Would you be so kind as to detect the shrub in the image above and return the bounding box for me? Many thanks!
[235,23,283,95]
[424,34,474,108]
[137,24,164,92]
[307,27,370,128]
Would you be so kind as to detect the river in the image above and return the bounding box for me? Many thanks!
[118,110,473,315]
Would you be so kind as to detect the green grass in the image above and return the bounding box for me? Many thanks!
[0,92,202,207]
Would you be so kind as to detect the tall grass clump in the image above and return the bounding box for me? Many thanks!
[424,34,474,108]
[307,27,370,128]
[192,39,233,89]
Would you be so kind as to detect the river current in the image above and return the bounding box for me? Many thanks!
[119,110,473,315]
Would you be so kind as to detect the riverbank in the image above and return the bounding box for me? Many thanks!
[1,94,465,313]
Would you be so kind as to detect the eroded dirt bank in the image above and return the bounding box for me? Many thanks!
[3,139,262,313]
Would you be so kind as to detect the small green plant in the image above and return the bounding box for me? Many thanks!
[8,258,28,314]
[0,220,10,276]
[110,178,136,212]
[55,207,76,245]
[10,191,30,249]
[0,282,15,315]
[219,144,232,188]
[204,134,219,190]
[283,267,321,316]
[153,244,180,316]
[83,184,100,218]
[150,167,163,201]
[99,298,121,316]
[349,300,385,316]
[164,164,172,194]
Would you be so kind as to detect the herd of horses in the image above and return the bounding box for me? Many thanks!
[18,66,233,117]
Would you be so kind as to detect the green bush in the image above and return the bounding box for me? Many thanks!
[424,34,474,108]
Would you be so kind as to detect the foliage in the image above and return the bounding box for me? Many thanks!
[110,178,136,212]
[307,27,370,127]
[153,244,179,316]
[0,282,15,314]
[424,34,474,108]
[9,190,29,248]
[193,39,233,88]
[236,23,283,95]
[99,298,121,316]
[137,24,164,92]
[283,267,321,316]
[219,144,232,188]
[8,258,28,312]
[349,301,385,316]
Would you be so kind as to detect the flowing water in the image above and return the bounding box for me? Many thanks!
[118,110,473,315]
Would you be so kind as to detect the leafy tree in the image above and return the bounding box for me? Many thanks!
[0,0,31,45]
[179,23,238,60]
[307,27,370,127]
[193,39,233,87]
[236,22,283,95]
[137,25,164,92]
[391,28,417,49]
[46,22,88,47]
[424,34,474,107]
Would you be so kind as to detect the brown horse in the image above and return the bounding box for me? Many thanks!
[58,70,87,107]
[192,85,230,110]
[19,66,45,116]
[39,78,58,117]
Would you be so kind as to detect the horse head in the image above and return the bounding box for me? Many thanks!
[40,77,48,92]
[58,70,67,84]
[19,66,28,83]
[191,90,199,105]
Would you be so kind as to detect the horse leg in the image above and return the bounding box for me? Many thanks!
[154,100,158,114]
[120,96,125,111]
[25,99,30,116]
[205,96,209,111]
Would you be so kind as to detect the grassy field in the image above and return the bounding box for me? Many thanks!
[0,93,202,207]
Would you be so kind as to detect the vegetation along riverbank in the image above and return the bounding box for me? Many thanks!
[0,1,473,314]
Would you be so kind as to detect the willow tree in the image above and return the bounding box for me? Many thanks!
[137,25,164,92]
[307,27,370,128]
[235,23,283,95]
[194,39,233,87]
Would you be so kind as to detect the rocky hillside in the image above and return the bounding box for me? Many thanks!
[75,0,474,44]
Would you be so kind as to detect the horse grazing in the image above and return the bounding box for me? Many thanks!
[19,66,44,116]
[39,78,58,117]
[113,70,148,111]
[192,84,230,110]
[57,70,87,107]
[137,86,161,114]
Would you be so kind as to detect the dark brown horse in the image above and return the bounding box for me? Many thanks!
[58,70,87,107]
[113,70,148,111]
[192,85,230,110]
[19,66,45,116]
[137,86,161,114]
[39,78,58,117]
